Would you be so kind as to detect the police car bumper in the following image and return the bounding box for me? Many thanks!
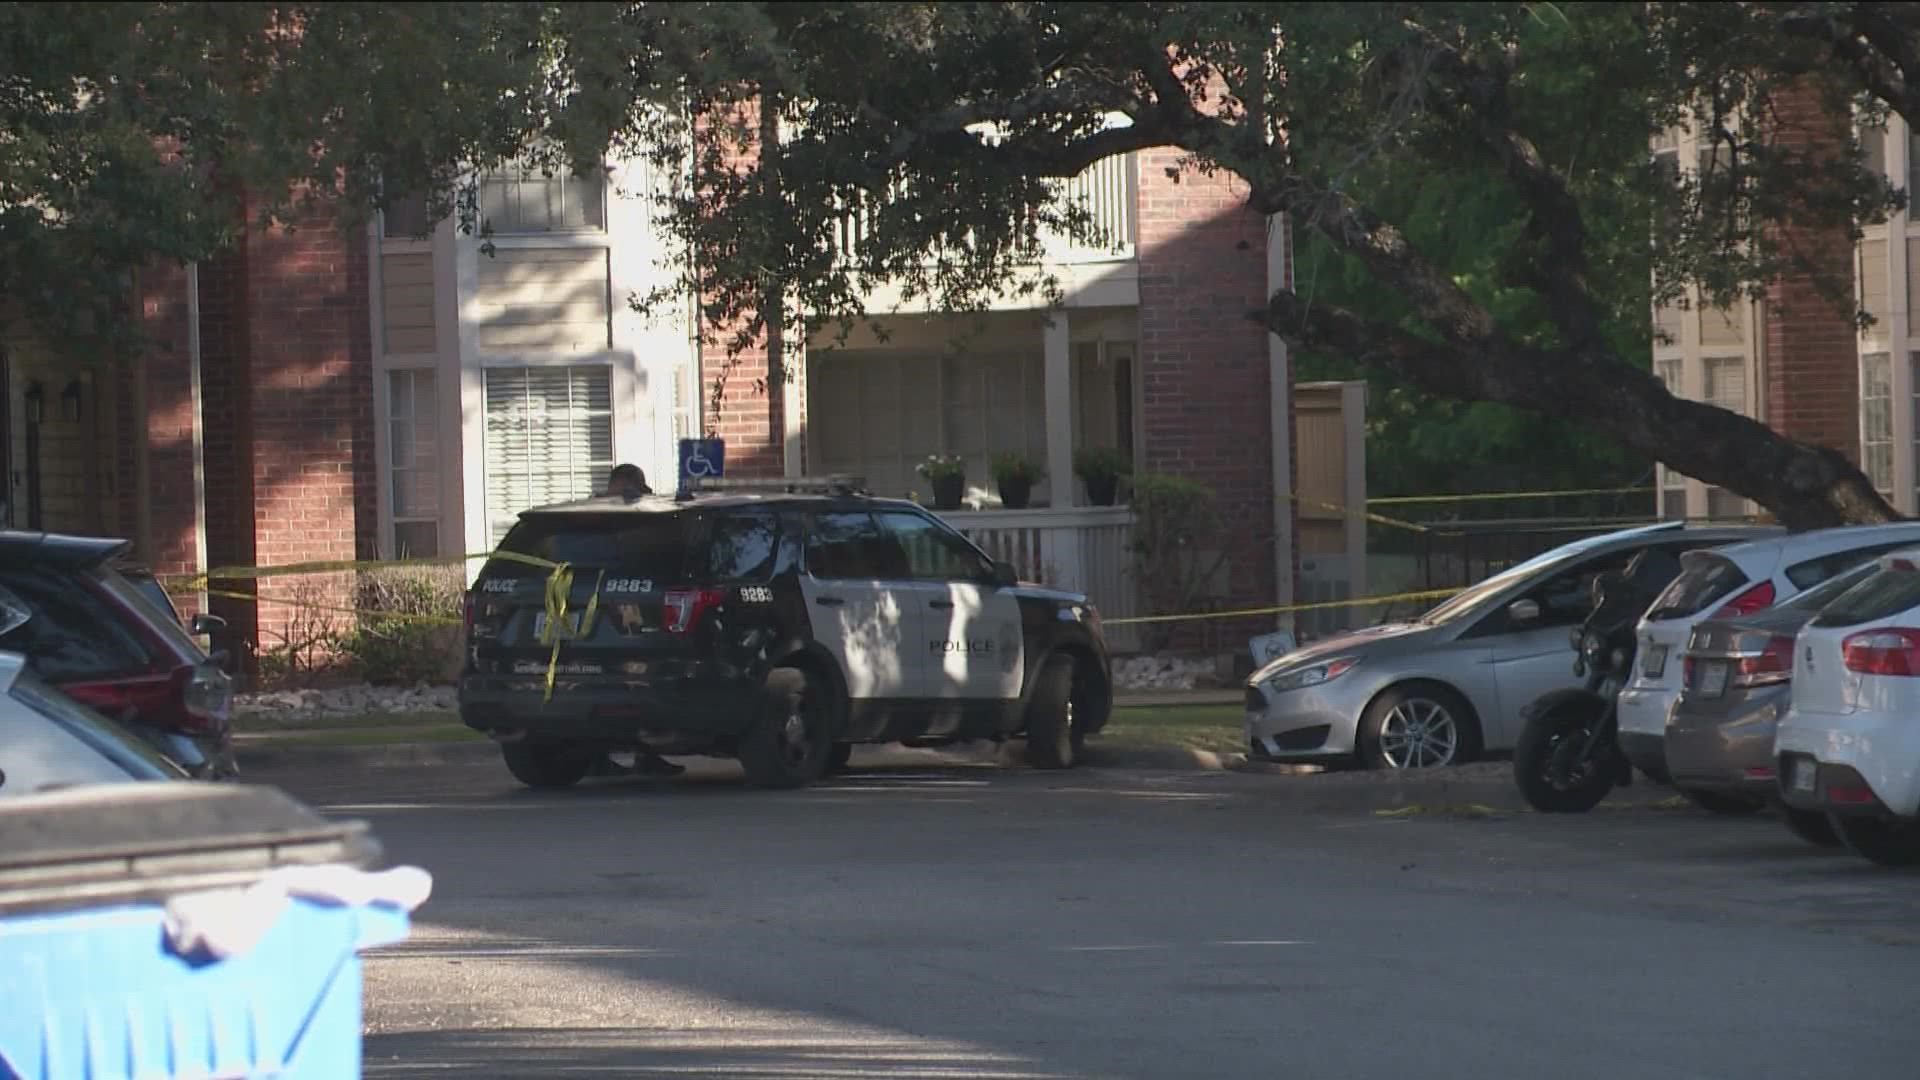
[458,673,762,747]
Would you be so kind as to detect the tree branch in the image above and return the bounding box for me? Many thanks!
[1412,33,1607,347]
[1775,5,1920,122]
[1259,290,1896,528]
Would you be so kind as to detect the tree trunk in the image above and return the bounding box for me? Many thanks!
[1260,291,1898,531]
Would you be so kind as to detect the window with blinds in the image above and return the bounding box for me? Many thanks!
[483,366,614,544]
[1862,352,1894,495]
[388,369,441,557]
[1703,357,1749,519]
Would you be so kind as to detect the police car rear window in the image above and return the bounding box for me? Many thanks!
[490,511,783,583]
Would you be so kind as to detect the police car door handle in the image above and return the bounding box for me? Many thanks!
[928,600,955,610]
[814,596,846,607]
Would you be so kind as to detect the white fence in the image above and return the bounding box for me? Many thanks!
[939,506,1144,652]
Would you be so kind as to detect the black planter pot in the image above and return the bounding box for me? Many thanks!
[932,474,966,510]
[998,477,1034,510]
[1084,475,1120,507]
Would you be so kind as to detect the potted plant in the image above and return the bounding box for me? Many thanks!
[917,454,968,510]
[1074,447,1132,506]
[990,453,1045,510]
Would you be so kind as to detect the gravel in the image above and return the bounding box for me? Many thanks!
[237,684,457,723]
[1110,655,1220,691]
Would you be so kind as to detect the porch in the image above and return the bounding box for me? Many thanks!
[804,309,1138,510]
[938,505,1144,653]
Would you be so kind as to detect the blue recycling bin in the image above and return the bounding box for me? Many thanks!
[0,782,413,1080]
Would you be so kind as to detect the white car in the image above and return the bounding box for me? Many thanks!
[1615,523,1920,791]
[1774,549,1920,866]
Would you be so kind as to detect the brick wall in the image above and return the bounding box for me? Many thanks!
[1762,81,1863,462]
[695,98,785,478]
[1135,147,1285,641]
[133,260,200,582]
[135,190,378,664]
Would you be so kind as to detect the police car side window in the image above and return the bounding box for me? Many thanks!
[875,511,994,582]
[806,512,908,580]
[700,511,781,582]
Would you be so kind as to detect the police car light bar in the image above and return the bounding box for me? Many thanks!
[681,475,868,497]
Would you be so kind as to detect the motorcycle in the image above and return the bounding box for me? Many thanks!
[1512,547,1684,813]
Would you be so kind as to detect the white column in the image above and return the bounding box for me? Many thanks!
[1043,313,1075,508]
[1042,313,1085,591]
[783,329,805,478]
[1267,214,1298,631]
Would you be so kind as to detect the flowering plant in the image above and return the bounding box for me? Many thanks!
[916,454,967,481]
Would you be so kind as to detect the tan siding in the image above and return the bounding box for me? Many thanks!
[381,253,436,355]
[1653,302,1684,346]
[1861,238,1890,332]
[475,248,610,353]
[1699,304,1743,348]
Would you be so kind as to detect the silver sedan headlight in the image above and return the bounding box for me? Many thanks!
[1265,656,1359,692]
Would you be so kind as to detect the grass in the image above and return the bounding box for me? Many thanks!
[1099,704,1244,755]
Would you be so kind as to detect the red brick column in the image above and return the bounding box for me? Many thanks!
[1135,147,1284,646]
[1762,82,1863,463]
[695,98,785,478]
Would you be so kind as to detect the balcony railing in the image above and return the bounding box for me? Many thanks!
[938,506,1144,652]
[829,152,1138,269]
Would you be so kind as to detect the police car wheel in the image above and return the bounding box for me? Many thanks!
[740,667,831,789]
[501,740,594,789]
[1024,655,1078,770]
[825,742,855,775]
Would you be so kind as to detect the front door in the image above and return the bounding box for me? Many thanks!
[799,511,923,733]
[874,510,1024,719]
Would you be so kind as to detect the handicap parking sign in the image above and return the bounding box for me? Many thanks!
[678,438,725,492]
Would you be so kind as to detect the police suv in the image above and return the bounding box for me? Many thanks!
[459,477,1113,789]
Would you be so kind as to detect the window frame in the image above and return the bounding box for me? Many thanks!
[477,160,610,236]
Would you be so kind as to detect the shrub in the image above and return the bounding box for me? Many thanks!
[332,566,466,685]
[1127,473,1233,652]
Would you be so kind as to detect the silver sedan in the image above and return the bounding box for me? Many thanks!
[1245,523,1773,769]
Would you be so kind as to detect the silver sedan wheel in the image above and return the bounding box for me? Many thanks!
[1377,698,1459,769]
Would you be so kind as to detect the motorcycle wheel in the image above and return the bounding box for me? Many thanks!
[1513,702,1618,813]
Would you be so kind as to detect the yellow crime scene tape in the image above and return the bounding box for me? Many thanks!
[1366,486,1654,506]
[158,482,1688,691]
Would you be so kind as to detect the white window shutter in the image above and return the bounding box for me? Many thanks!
[484,366,615,543]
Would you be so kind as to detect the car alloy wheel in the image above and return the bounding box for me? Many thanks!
[1377,698,1459,769]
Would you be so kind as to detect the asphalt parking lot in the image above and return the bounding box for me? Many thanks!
[259,755,1920,1079]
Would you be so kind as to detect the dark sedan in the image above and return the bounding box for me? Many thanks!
[1666,561,1879,845]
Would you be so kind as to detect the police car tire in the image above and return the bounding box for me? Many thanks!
[1024,655,1078,770]
[501,740,594,789]
[825,742,854,774]
[740,667,831,789]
